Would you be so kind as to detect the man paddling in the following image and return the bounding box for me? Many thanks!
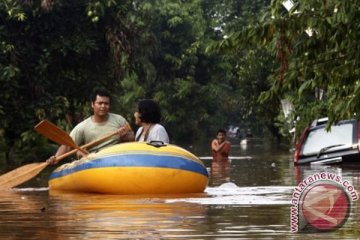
[47,88,134,164]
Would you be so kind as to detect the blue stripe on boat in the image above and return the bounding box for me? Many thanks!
[49,154,208,180]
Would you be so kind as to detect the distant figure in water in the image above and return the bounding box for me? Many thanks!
[211,129,231,162]
[240,138,247,145]
[240,128,252,145]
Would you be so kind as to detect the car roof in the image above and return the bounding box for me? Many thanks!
[310,117,328,127]
[310,118,359,128]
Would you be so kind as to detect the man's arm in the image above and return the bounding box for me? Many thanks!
[120,131,135,142]
[212,139,225,152]
[47,145,72,164]
[119,123,135,142]
[221,141,231,155]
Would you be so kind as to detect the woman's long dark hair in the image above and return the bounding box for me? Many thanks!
[138,99,161,123]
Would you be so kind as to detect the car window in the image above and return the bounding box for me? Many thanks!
[302,123,354,155]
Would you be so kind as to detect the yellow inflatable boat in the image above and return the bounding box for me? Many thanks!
[49,142,208,194]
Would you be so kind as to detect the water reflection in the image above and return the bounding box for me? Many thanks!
[210,161,230,186]
[0,189,54,239]
[48,192,208,239]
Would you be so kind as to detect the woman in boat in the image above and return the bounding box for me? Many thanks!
[134,99,169,143]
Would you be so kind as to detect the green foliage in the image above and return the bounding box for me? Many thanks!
[212,0,360,140]
[260,0,360,136]
[0,0,286,164]
[112,0,216,142]
[1,0,356,161]
[0,0,123,162]
[205,0,281,139]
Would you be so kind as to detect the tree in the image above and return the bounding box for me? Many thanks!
[1,0,290,164]
[212,0,360,140]
[262,0,360,136]
[205,0,282,139]
[114,0,225,142]
[0,0,128,161]
[0,0,222,160]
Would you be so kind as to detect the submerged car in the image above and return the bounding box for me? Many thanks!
[294,118,360,165]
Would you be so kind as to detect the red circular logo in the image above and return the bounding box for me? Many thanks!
[301,182,350,231]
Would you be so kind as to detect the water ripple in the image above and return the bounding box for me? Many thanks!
[166,182,294,205]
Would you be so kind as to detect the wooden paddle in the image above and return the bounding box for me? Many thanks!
[34,120,132,151]
[34,120,88,155]
[0,129,121,189]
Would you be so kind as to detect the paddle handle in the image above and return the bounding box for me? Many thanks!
[54,130,120,162]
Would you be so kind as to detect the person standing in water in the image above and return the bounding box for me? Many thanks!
[211,129,231,161]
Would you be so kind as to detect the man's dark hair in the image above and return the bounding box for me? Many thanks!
[217,129,226,135]
[90,88,111,102]
[138,99,161,123]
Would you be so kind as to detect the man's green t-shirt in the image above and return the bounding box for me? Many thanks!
[70,113,127,153]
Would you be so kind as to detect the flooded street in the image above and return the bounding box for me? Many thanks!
[0,138,359,239]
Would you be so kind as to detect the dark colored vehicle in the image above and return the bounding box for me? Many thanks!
[294,118,360,165]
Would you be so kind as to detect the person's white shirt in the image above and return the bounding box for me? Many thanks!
[135,124,169,143]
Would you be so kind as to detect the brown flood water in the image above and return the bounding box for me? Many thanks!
[0,138,359,239]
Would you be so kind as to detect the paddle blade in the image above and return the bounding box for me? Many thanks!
[34,120,88,154]
[0,162,48,189]
[35,120,76,147]
[0,122,127,189]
